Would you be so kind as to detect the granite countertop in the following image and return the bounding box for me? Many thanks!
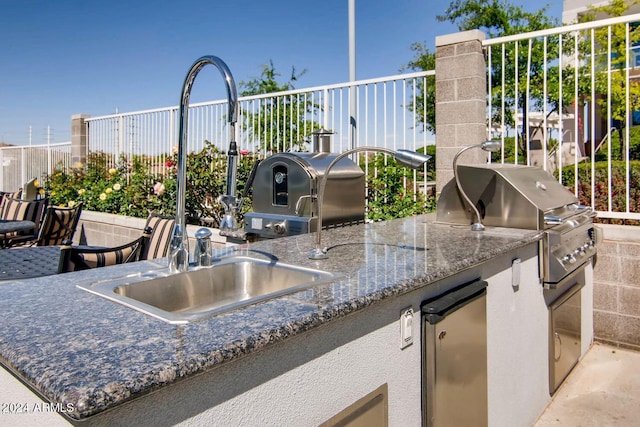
[0,215,542,420]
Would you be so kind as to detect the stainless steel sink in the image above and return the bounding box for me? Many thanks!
[77,256,335,324]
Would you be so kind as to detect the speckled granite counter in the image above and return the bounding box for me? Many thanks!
[0,215,541,421]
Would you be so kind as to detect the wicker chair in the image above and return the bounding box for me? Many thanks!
[0,196,48,247]
[30,203,83,247]
[57,212,175,273]
[57,231,150,273]
[139,213,175,260]
[0,189,22,208]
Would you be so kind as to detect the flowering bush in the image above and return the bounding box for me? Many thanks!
[44,142,436,226]
[44,142,258,226]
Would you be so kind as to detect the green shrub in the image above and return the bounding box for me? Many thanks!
[601,126,640,162]
[45,145,435,227]
[364,153,436,222]
[558,160,640,225]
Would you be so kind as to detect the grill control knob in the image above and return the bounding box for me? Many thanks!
[273,222,286,234]
[563,254,577,264]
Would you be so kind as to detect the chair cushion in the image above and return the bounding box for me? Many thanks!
[59,238,144,273]
[36,203,83,246]
[79,245,139,269]
[0,197,47,224]
[142,213,175,260]
[0,197,48,247]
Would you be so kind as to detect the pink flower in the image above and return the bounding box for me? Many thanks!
[153,182,165,196]
[240,149,250,155]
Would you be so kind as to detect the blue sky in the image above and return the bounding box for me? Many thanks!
[0,0,562,146]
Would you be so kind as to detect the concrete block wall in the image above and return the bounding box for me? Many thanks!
[592,224,640,351]
[435,30,489,193]
[75,211,229,252]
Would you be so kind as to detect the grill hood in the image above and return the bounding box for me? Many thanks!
[436,164,580,230]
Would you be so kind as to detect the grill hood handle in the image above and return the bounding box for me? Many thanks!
[544,215,564,226]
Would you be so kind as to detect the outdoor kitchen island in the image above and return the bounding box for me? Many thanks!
[0,214,593,426]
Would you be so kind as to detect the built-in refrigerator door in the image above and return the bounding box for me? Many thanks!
[549,281,583,394]
[422,279,488,427]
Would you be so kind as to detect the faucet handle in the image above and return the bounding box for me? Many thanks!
[194,228,213,267]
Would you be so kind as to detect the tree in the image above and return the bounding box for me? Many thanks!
[239,61,320,153]
[573,0,640,160]
[404,1,558,156]
[400,43,436,134]
[443,0,558,156]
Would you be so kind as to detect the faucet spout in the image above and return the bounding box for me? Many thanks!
[169,55,238,273]
[308,147,431,260]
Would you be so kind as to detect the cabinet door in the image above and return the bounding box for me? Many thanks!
[425,295,487,427]
[550,285,582,393]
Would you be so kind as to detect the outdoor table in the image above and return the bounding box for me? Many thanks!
[0,219,35,234]
[0,246,61,282]
[0,219,36,248]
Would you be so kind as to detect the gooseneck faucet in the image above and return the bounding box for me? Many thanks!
[308,146,431,260]
[452,140,502,231]
[169,55,238,273]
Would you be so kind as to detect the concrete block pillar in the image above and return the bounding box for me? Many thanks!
[435,30,487,194]
[71,114,90,168]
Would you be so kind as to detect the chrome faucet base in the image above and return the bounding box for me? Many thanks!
[194,228,213,267]
[471,222,485,231]
[308,247,328,260]
[168,247,189,273]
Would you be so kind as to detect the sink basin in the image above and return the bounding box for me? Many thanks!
[77,255,335,324]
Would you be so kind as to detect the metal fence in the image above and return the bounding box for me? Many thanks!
[0,142,72,192]
[484,13,640,221]
[85,71,435,194]
[6,15,640,222]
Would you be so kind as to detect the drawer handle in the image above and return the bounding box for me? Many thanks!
[554,332,562,361]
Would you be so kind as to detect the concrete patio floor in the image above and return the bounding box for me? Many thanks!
[534,342,640,426]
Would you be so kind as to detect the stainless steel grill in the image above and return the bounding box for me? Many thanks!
[244,152,365,239]
[436,164,598,286]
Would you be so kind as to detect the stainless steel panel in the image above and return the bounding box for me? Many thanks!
[77,256,335,324]
[320,384,388,427]
[549,281,583,394]
[247,151,365,238]
[423,283,487,427]
[436,164,579,230]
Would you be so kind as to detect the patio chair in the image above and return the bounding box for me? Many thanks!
[139,213,175,260]
[56,212,175,273]
[0,196,48,247]
[0,189,22,210]
[57,231,150,273]
[29,202,83,247]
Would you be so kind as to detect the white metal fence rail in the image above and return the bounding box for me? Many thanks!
[0,142,72,192]
[85,71,435,193]
[6,16,640,223]
[484,13,640,221]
